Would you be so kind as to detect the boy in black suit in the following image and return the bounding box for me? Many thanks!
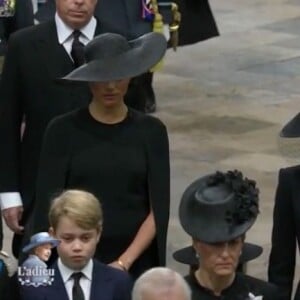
[20,189,132,300]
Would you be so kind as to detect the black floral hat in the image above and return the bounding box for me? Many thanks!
[179,170,259,243]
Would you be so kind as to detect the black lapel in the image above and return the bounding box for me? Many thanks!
[34,20,74,80]
[90,260,111,300]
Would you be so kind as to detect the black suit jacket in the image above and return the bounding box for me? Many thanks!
[20,260,133,300]
[0,18,126,256]
[269,166,300,300]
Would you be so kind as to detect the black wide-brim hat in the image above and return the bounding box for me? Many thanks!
[173,243,263,266]
[280,112,300,137]
[179,171,259,243]
[63,32,167,82]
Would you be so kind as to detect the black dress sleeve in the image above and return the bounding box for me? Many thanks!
[268,168,296,300]
[32,116,71,233]
[144,118,170,266]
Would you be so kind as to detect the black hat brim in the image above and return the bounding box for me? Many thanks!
[62,32,167,82]
[173,242,263,266]
[280,112,300,138]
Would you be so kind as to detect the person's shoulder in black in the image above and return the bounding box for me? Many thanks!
[185,272,281,300]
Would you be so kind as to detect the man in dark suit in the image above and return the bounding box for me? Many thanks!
[268,166,300,300]
[268,113,300,300]
[0,0,34,252]
[35,0,219,113]
[0,0,127,259]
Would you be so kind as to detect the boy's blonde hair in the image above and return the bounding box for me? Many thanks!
[49,190,103,231]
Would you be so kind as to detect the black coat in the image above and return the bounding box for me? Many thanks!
[269,166,300,300]
[35,0,219,45]
[186,272,282,300]
[0,19,124,257]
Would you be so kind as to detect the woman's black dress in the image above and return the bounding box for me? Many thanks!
[185,272,281,300]
[33,107,170,279]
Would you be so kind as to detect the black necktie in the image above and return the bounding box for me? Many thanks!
[71,272,85,300]
[71,30,85,67]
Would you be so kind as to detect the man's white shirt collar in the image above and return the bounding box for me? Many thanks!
[58,258,93,283]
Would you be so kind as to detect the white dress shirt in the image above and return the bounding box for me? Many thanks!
[58,258,93,300]
[0,13,97,210]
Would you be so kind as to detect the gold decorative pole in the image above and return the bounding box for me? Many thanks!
[150,0,164,71]
[169,3,181,51]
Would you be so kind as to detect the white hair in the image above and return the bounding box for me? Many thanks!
[132,267,191,300]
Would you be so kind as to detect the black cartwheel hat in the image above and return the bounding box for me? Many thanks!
[173,243,263,266]
[62,32,167,82]
[280,112,300,137]
[179,170,259,243]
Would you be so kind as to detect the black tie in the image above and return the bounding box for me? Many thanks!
[71,272,85,300]
[71,30,85,67]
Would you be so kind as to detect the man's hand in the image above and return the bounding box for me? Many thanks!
[2,206,24,234]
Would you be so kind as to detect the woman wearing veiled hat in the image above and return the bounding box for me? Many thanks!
[31,32,170,280]
[268,113,300,300]
[179,170,281,300]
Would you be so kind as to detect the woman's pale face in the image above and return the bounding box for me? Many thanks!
[89,79,131,108]
[193,237,243,277]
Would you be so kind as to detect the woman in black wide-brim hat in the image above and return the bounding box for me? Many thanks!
[179,170,281,300]
[268,113,300,300]
[31,32,170,279]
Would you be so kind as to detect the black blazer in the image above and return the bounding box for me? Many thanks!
[0,18,125,256]
[269,166,300,300]
[20,260,133,300]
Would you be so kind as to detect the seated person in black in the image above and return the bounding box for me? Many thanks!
[178,170,281,300]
